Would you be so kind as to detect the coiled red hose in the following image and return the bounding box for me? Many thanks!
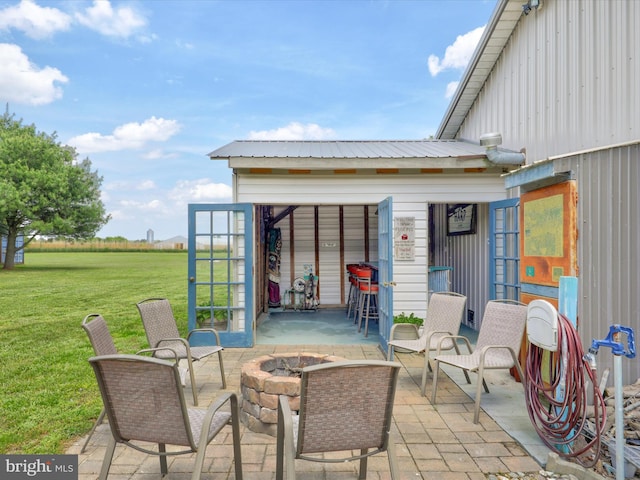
[524,313,607,467]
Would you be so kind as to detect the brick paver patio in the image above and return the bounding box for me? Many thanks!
[70,344,545,479]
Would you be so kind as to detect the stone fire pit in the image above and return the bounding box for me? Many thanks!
[240,352,344,436]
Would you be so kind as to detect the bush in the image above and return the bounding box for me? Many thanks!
[393,312,423,326]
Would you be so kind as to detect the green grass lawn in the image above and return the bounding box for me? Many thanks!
[0,251,190,454]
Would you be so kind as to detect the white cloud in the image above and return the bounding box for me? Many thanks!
[75,0,147,38]
[141,148,177,160]
[0,0,72,39]
[103,180,130,191]
[137,180,156,190]
[248,122,336,140]
[175,39,194,50]
[138,33,158,44]
[118,198,168,213]
[169,179,233,203]
[428,26,485,77]
[445,81,460,99]
[68,116,181,153]
[0,43,68,105]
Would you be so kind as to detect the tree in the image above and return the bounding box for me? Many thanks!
[0,111,110,270]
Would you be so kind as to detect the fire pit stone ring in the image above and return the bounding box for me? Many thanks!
[240,352,345,436]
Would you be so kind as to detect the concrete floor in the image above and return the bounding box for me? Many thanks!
[256,308,379,345]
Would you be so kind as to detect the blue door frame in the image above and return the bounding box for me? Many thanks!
[377,197,394,352]
[188,203,254,347]
[489,198,520,300]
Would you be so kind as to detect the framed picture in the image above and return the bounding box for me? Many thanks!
[447,203,477,236]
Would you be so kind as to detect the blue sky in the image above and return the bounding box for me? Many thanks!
[1,0,496,241]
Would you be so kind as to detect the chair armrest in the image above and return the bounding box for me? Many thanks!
[197,392,239,451]
[434,334,473,356]
[207,391,237,417]
[277,394,296,475]
[477,345,519,364]
[136,347,180,362]
[389,323,420,340]
[424,329,455,340]
[187,328,222,346]
[278,395,293,427]
[154,337,190,348]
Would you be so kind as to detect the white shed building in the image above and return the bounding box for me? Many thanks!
[199,139,523,350]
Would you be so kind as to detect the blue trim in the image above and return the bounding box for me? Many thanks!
[489,198,520,300]
[1,234,24,264]
[521,282,559,299]
[504,161,556,189]
[188,203,254,348]
[558,276,578,326]
[377,196,393,354]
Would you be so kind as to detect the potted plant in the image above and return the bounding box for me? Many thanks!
[196,303,229,330]
[391,312,423,352]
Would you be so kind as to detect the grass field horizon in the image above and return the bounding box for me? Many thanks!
[0,251,190,454]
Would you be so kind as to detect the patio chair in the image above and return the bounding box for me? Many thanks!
[80,313,117,453]
[89,353,243,480]
[276,360,401,480]
[430,299,527,424]
[136,297,226,406]
[386,291,467,396]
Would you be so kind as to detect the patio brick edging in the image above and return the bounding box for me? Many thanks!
[239,352,344,436]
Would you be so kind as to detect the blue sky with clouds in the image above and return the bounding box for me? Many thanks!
[1,0,495,241]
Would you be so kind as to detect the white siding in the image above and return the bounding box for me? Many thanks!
[392,202,429,320]
[459,0,640,164]
[239,172,508,322]
[237,174,509,203]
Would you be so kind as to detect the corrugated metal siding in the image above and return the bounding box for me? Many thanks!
[458,0,640,164]
[574,145,640,386]
[455,0,639,385]
[433,203,491,330]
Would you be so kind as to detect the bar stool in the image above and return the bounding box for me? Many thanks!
[346,264,360,320]
[352,266,369,324]
[355,267,379,337]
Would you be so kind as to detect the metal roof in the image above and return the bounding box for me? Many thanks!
[436,0,523,139]
[208,139,490,160]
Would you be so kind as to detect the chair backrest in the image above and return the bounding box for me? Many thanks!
[475,300,527,361]
[136,298,182,348]
[296,360,400,455]
[89,354,195,448]
[82,314,117,356]
[423,292,467,338]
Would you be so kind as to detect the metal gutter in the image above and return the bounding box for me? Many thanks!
[436,0,517,140]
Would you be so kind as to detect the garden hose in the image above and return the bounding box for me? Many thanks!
[524,312,607,467]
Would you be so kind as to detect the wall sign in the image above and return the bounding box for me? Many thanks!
[447,204,477,236]
[394,216,415,261]
[520,181,577,287]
